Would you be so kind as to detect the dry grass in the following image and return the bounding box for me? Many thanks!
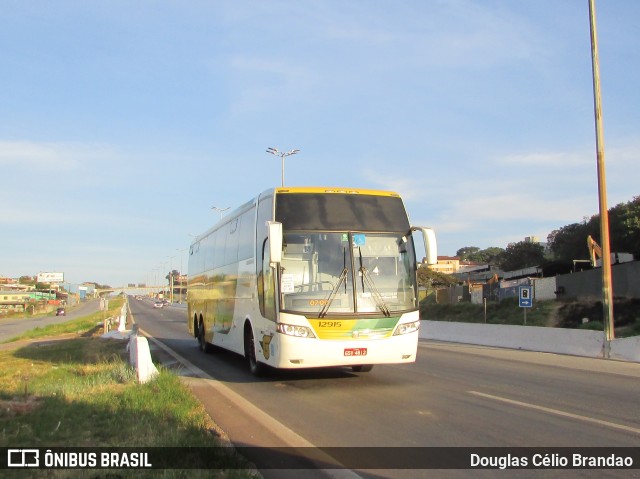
[0,301,258,478]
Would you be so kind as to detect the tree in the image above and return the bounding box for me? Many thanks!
[607,196,640,259]
[417,266,458,289]
[496,241,545,271]
[547,196,640,263]
[547,222,591,263]
[456,246,504,264]
[82,281,111,289]
[165,270,181,282]
[472,247,504,264]
[456,247,480,260]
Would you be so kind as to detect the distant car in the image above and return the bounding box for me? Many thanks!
[56,307,66,316]
[161,299,170,306]
[153,301,164,308]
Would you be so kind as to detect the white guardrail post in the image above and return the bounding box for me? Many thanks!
[123,299,159,383]
[102,300,158,382]
[128,325,159,383]
[118,304,127,332]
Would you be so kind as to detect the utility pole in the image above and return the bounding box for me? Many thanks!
[588,0,615,355]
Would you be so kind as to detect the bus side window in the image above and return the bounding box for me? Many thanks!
[259,238,276,321]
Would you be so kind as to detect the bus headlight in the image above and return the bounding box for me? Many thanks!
[277,323,316,338]
[393,320,420,336]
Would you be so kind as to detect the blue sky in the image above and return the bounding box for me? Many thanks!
[2,0,638,287]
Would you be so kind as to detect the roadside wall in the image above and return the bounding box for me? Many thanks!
[419,320,639,363]
[532,276,557,301]
[556,261,640,299]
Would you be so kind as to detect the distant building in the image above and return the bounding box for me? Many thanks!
[523,235,550,253]
[0,290,32,313]
[429,256,461,275]
[66,283,97,299]
[428,256,489,276]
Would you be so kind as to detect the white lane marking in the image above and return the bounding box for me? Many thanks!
[128,304,362,479]
[469,390,640,436]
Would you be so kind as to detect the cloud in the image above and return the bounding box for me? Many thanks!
[322,0,544,69]
[361,172,427,202]
[607,139,640,167]
[226,55,319,116]
[0,141,79,171]
[0,140,116,172]
[0,139,140,228]
[230,56,310,78]
[495,151,590,168]
[365,144,607,252]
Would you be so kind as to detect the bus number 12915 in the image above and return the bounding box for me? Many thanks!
[318,321,342,328]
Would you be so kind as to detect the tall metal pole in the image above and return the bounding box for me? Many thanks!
[176,248,186,304]
[588,0,615,354]
[267,147,300,187]
[211,206,229,220]
[167,255,175,303]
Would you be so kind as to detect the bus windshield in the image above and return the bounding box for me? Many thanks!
[279,232,417,316]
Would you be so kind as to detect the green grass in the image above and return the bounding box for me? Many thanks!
[0,302,258,478]
[2,298,126,344]
[420,297,556,327]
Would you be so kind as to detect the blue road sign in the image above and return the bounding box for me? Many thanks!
[519,286,533,308]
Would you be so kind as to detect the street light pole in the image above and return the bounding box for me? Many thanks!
[211,206,229,220]
[266,147,300,187]
[167,255,176,303]
[159,261,168,299]
[176,247,187,303]
[588,0,615,354]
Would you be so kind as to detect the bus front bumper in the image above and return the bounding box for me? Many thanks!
[264,331,419,369]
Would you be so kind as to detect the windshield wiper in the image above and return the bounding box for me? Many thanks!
[318,247,349,318]
[358,248,391,317]
[318,267,348,318]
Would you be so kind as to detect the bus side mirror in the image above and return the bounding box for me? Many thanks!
[268,221,283,264]
[412,226,438,265]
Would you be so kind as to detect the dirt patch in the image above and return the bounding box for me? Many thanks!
[0,396,43,416]
[556,298,640,328]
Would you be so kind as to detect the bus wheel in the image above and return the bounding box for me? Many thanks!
[352,365,374,373]
[198,320,212,353]
[245,326,265,376]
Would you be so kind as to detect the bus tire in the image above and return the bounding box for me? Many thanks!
[198,320,212,353]
[245,325,265,376]
[352,365,374,373]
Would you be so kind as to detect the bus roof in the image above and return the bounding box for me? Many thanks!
[191,187,404,244]
[274,187,401,197]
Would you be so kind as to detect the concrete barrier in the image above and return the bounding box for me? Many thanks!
[101,301,159,383]
[128,329,159,384]
[419,320,639,362]
[610,336,640,362]
[118,304,127,332]
[103,316,113,333]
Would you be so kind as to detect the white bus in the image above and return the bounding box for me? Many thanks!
[187,187,437,375]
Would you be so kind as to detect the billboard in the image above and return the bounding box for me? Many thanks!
[37,272,64,283]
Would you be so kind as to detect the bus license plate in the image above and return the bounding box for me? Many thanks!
[344,348,367,357]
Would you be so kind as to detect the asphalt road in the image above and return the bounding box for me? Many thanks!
[128,298,640,479]
[0,299,101,342]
